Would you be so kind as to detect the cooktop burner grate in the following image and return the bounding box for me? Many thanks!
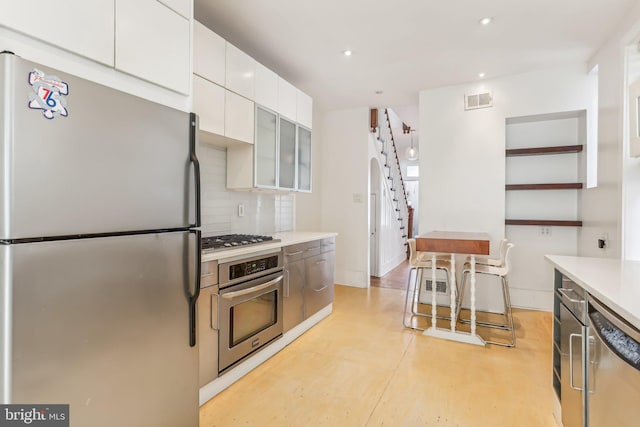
[201,234,279,252]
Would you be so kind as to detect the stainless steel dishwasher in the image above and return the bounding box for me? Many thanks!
[587,296,640,426]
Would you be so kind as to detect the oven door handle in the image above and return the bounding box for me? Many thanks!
[221,275,284,300]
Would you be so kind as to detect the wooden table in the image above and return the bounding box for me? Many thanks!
[415,231,490,346]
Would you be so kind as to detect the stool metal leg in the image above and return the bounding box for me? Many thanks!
[403,267,417,328]
[456,271,516,347]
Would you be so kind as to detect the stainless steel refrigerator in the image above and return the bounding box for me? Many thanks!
[0,52,201,426]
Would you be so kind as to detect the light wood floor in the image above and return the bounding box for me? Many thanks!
[200,269,555,427]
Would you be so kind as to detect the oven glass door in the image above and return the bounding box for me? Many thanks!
[219,270,284,373]
[231,288,277,346]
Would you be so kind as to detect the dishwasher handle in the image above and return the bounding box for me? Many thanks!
[569,332,584,391]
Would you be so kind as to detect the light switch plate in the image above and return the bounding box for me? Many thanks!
[238,203,245,217]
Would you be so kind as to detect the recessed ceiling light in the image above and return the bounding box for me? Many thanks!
[479,17,493,26]
[478,72,486,78]
[343,50,353,57]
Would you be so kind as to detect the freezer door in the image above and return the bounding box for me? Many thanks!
[0,232,199,427]
[0,53,196,239]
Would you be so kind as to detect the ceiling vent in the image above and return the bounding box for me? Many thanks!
[464,91,493,110]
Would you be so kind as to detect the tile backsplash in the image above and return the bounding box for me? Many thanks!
[199,143,294,235]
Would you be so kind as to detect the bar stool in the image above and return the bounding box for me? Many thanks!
[403,239,455,329]
[464,238,508,267]
[456,243,516,347]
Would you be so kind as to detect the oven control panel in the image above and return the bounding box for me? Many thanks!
[229,255,280,281]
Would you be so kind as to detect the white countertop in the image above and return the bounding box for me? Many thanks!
[201,231,337,262]
[545,255,640,329]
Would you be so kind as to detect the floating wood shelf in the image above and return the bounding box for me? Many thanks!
[505,145,583,157]
[506,183,583,191]
[505,219,583,227]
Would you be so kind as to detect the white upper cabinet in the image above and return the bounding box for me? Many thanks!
[0,0,115,66]
[225,43,255,100]
[193,75,225,136]
[157,0,190,18]
[255,62,279,112]
[278,77,297,121]
[115,0,191,94]
[225,90,254,144]
[296,89,313,129]
[193,21,225,86]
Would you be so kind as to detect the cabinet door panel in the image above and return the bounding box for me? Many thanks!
[193,75,224,136]
[225,90,254,143]
[255,107,277,187]
[279,117,297,190]
[255,63,278,112]
[297,89,313,129]
[115,0,190,94]
[297,126,312,192]
[277,77,297,121]
[225,43,255,100]
[304,252,334,318]
[158,0,191,18]
[0,0,114,66]
[283,259,304,332]
[194,21,225,86]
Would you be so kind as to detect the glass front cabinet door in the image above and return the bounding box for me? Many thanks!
[297,126,312,192]
[255,106,278,188]
[279,117,297,190]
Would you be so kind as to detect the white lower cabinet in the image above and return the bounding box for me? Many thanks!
[0,0,115,66]
[115,0,191,94]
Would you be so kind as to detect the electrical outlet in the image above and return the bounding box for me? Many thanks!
[238,203,245,217]
[540,226,552,236]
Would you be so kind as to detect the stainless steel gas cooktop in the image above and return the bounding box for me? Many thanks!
[201,234,280,253]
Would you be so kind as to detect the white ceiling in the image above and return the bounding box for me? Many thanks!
[195,0,635,154]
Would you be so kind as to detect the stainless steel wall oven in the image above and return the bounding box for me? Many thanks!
[217,250,284,373]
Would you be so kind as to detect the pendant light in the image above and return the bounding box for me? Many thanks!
[406,130,418,160]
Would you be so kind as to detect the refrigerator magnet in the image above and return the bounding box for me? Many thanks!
[27,68,69,119]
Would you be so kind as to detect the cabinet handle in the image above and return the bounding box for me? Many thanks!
[211,293,219,331]
[221,275,283,299]
[558,288,586,305]
[285,250,304,256]
[569,332,584,391]
[315,259,327,265]
[284,269,290,298]
[189,113,201,228]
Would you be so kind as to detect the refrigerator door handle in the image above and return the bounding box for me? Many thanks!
[189,113,201,228]
[188,229,202,347]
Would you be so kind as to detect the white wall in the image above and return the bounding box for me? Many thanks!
[294,106,325,231]
[319,108,370,287]
[601,4,640,261]
[419,65,595,311]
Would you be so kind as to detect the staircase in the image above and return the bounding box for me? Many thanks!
[371,108,411,249]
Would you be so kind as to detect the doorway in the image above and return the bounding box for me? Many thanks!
[369,158,381,277]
